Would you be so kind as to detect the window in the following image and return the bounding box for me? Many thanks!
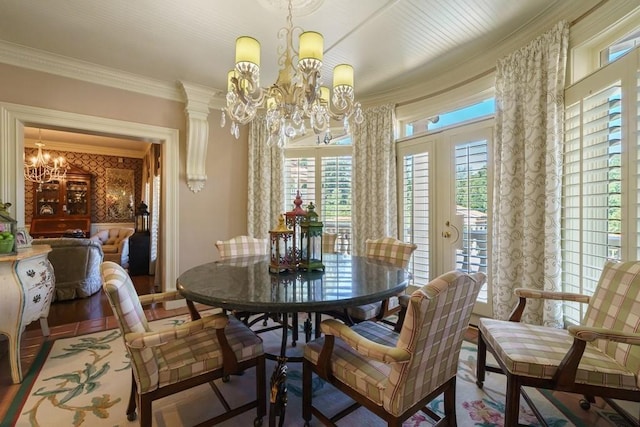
[284,141,352,253]
[601,28,640,65]
[562,49,639,325]
[284,157,316,207]
[405,98,495,137]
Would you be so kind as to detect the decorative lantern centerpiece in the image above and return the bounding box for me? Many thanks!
[269,214,295,273]
[135,201,150,233]
[285,191,307,267]
[299,202,324,271]
[0,201,17,256]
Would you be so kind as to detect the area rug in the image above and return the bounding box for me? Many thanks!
[4,313,638,426]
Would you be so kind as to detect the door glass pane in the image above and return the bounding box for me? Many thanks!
[454,139,489,302]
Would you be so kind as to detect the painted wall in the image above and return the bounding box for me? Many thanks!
[0,63,249,281]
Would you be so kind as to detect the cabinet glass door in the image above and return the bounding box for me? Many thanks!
[65,180,88,215]
[36,181,59,216]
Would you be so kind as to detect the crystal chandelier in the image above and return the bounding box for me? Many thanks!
[24,130,68,186]
[221,0,364,148]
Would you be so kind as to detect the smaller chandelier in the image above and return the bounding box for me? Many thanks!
[24,130,68,186]
[221,0,364,148]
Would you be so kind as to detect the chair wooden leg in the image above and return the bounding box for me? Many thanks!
[302,359,313,425]
[139,394,153,427]
[127,371,137,421]
[443,377,457,426]
[475,332,486,388]
[504,374,521,427]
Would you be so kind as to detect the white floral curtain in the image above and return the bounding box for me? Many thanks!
[247,117,284,238]
[351,104,397,256]
[492,21,569,326]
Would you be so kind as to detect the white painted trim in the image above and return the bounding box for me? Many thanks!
[0,103,180,293]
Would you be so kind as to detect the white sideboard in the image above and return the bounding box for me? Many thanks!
[0,245,54,383]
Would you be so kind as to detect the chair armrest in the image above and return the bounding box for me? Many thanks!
[514,288,590,303]
[509,288,590,322]
[138,291,184,306]
[568,325,640,345]
[125,313,229,349]
[552,326,640,388]
[320,319,411,364]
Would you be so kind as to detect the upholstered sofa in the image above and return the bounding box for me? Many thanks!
[90,228,134,268]
[32,237,104,301]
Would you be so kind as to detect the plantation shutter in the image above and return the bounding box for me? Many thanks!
[321,156,352,253]
[284,157,316,210]
[402,152,430,284]
[561,53,640,325]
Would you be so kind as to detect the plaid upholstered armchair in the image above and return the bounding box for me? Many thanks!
[303,270,485,426]
[101,261,266,427]
[476,260,640,426]
[345,237,417,324]
[215,235,269,258]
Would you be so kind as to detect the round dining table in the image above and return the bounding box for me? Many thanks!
[177,253,408,427]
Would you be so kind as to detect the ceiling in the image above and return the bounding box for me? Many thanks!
[1,0,602,152]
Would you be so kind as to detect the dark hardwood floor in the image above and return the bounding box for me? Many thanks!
[0,274,196,421]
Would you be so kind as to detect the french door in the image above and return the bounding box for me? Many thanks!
[397,120,493,317]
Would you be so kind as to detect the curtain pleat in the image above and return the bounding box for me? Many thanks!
[247,116,284,238]
[492,21,569,326]
[351,104,397,256]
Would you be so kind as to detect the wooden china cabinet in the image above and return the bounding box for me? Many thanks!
[30,165,92,238]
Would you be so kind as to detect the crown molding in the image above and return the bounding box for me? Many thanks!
[0,40,190,102]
